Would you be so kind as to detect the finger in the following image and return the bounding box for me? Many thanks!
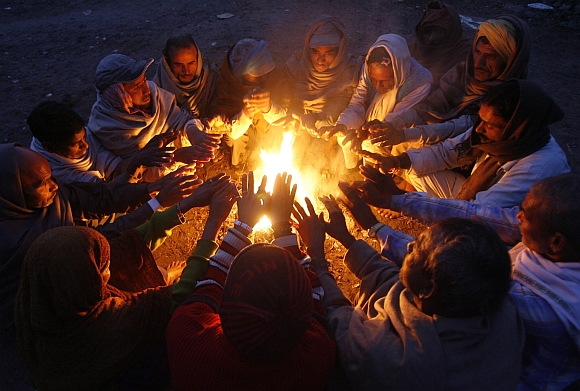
[292,201,306,220]
[248,171,255,194]
[257,175,268,196]
[241,173,248,194]
[305,197,316,217]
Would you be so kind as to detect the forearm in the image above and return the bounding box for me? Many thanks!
[404,115,473,145]
[135,205,183,251]
[170,239,218,313]
[390,192,521,245]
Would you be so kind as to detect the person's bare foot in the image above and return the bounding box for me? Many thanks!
[164,261,186,285]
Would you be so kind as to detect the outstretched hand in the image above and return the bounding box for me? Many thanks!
[356,150,400,174]
[155,172,202,208]
[267,172,297,227]
[337,181,380,230]
[129,132,177,171]
[185,120,223,149]
[360,164,405,197]
[292,197,326,258]
[318,194,356,249]
[369,127,405,147]
[180,172,231,211]
[201,181,238,241]
[316,124,347,140]
[236,171,268,229]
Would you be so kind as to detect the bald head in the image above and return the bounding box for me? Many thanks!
[15,146,58,209]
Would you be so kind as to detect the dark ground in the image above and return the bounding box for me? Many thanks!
[1,0,579,299]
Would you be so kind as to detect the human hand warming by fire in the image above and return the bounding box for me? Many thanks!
[317,194,356,249]
[128,133,176,174]
[236,171,269,230]
[292,197,326,259]
[360,164,406,197]
[337,182,381,230]
[154,171,202,208]
[173,145,215,165]
[180,172,231,209]
[202,114,232,135]
[243,87,271,116]
[185,120,223,150]
[266,172,297,237]
[316,123,348,140]
[200,180,239,242]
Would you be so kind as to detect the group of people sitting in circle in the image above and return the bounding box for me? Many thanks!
[1,1,578,390]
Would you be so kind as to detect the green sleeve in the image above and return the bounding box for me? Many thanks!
[135,205,182,251]
[170,239,219,314]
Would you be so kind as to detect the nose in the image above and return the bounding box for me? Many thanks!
[474,53,486,68]
[475,120,485,134]
[80,138,89,151]
[48,178,59,192]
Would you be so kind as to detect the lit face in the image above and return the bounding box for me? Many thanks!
[421,26,447,45]
[309,45,339,72]
[47,127,89,159]
[517,192,552,256]
[168,46,198,84]
[475,104,508,143]
[122,74,151,109]
[472,39,507,82]
[19,152,59,209]
[369,65,395,94]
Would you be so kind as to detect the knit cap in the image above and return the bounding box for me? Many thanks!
[220,243,312,361]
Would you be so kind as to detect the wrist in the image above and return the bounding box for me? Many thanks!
[398,153,411,169]
[307,246,325,259]
[201,218,221,241]
[234,220,253,236]
[367,222,385,238]
[340,234,357,249]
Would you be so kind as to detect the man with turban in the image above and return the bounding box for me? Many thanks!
[211,39,288,169]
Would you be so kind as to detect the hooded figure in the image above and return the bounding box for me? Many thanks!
[408,1,471,88]
[336,34,432,168]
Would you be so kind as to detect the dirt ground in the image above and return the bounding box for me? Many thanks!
[2,0,579,300]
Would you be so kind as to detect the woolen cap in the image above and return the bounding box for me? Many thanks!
[220,243,312,361]
[95,54,154,92]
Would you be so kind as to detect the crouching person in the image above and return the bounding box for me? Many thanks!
[166,172,336,390]
[293,196,525,390]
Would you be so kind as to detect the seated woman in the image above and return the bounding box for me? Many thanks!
[15,179,238,391]
[166,172,336,391]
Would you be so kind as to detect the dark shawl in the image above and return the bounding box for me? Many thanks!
[0,143,74,330]
[285,15,363,113]
[408,1,471,89]
[15,226,172,391]
[211,47,288,119]
[456,79,564,201]
[416,14,531,124]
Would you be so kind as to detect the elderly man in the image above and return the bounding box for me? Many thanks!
[319,34,432,170]
[293,196,524,391]
[284,15,363,170]
[87,53,221,166]
[361,79,569,208]
[360,14,531,155]
[339,173,580,390]
[154,34,218,118]
[29,100,178,184]
[211,39,287,169]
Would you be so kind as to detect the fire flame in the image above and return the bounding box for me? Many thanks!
[253,131,318,230]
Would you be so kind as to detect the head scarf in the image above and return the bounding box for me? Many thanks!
[0,143,73,330]
[408,1,471,87]
[15,226,172,391]
[229,39,275,79]
[220,244,313,361]
[154,42,217,118]
[101,82,152,118]
[285,15,362,112]
[364,34,413,122]
[432,15,530,122]
[456,80,564,201]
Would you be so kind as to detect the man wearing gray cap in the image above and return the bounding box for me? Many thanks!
[211,39,288,170]
[87,53,222,177]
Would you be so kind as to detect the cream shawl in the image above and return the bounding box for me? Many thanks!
[87,81,192,158]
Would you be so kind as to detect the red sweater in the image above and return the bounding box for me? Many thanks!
[166,229,336,391]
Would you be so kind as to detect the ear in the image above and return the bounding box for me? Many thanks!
[549,232,566,255]
[418,280,435,300]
